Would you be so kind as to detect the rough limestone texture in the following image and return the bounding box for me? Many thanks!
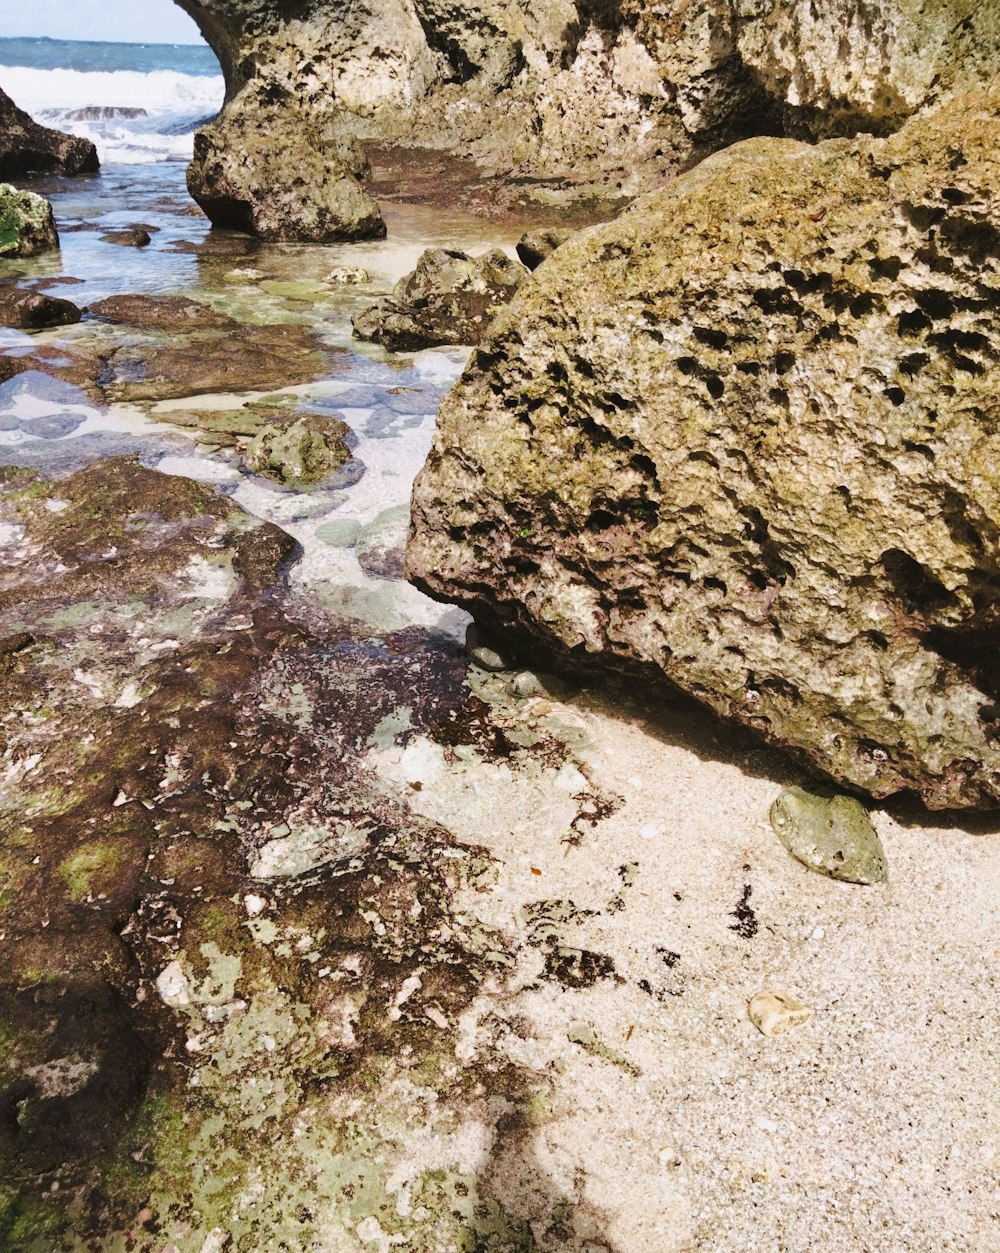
[408,85,1000,810]
[187,112,385,242]
[174,1,1000,236]
[0,185,59,258]
[353,247,528,350]
[0,88,99,179]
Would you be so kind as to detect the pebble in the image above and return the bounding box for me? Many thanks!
[748,989,813,1037]
[770,785,888,884]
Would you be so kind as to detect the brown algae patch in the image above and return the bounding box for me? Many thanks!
[0,458,596,1250]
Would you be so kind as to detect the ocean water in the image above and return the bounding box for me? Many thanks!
[0,35,224,164]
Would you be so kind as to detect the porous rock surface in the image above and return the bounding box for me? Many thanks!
[175,0,1000,236]
[409,84,1000,810]
[0,88,99,179]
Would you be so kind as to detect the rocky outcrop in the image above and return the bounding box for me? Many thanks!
[0,184,59,257]
[175,1,1000,237]
[0,87,99,178]
[245,411,355,484]
[408,84,1000,810]
[353,247,527,350]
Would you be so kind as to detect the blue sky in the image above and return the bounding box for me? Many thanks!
[0,0,204,44]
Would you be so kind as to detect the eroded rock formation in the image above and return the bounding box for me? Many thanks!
[175,0,1000,238]
[408,83,1000,810]
[0,87,99,179]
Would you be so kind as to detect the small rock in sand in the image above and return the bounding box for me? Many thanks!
[770,785,887,884]
[748,989,813,1038]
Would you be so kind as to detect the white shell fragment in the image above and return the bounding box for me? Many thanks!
[748,989,813,1038]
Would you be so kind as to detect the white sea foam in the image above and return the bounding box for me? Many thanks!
[0,64,224,164]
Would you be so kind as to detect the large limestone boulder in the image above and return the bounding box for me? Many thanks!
[187,105,385,242]
[0,87,99,178]
[175,1,1000,235]
[408,85,1000,810]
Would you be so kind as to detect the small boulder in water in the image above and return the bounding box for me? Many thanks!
[100,227,154,248]
[326,266,372,285]
[0,282,81,329]
[0,184,59,257]
[353,248,527,351]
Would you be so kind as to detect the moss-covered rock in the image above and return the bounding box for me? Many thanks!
[408,85,1000,810]
[245,411,354,485]
[0,185,58,257]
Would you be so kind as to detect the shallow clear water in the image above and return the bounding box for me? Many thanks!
[1,160,524,641]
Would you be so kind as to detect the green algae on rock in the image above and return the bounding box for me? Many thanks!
[408,84,1000,809]
[0,184,58,257]
[245,411,354,486]
[770,788,888,885]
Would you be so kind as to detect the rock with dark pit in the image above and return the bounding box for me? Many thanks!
[408,85,1000,810]
[516,228,570,271]
[353,248,528,351]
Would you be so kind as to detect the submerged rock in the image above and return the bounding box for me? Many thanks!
[0,184,59,257]
[355,504,410,580]
[0,87,98,178]
[245,412,355,486]
[87,293,236,332]
[770,787,888,885]
[353,248,527,351]
[409,86,1000,810]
